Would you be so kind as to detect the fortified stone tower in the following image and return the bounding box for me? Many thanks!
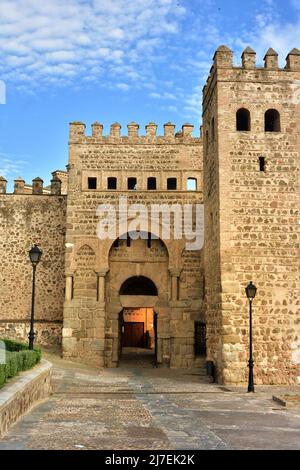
[203,46,300,385]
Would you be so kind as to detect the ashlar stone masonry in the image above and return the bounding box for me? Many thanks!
[0,45,299,385]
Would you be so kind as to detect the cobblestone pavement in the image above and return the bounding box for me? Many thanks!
[0,352,300,450]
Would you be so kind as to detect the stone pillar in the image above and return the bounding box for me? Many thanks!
[0,176,7,194]
[50,176,62,195]
[65,275,73,301]
[32,177,43,195]
[145,122,157,137]
[127,122,139,139]
[97,270,108,302]
[14,177,25,194]
[213,45,233,68]
[92,121,103,138]
[286,48,300,71]
[264,48,278,69]
[110,122,121,138]
[182,123,194,138]
[169,269,181,301]
[241,47,256,69]
[164,122,176,139]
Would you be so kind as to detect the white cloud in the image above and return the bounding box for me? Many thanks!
[0,0,186,91]
[0,153,29,179]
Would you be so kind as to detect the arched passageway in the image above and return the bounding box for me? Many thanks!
[118,276,158,368]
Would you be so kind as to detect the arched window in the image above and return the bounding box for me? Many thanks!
[187,178,197,191]
[108,177,117,190]
[147,177,156,190]
[236,108,251,131]
[265,109,281,132]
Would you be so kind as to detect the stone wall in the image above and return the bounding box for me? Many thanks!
[0,359,52,437]
[62,122,204,367]
[0,195,66,347]
[203,46,300,385]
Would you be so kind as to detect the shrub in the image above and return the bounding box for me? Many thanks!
[0,339,41,389]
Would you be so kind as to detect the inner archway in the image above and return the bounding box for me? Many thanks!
[118,276,158,368]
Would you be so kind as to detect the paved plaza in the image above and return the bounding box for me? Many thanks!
[0,352,299,450]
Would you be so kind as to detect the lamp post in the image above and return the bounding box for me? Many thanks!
[28,245,42,350]
[245,281,257,393]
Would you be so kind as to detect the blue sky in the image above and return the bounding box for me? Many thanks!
[0,0,299,188]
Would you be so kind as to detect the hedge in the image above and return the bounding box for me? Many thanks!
[0,339,41,388]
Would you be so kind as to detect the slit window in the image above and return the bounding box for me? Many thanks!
[211,117,215,141]
[128,177,137,190]
[187,178,197,191]
[147,177,157,190]
[167,178,177,190]
[88,177,97,189]
[236,108,251,131]
[259,156,266,172]
[194,321,206,356]
[108,177,117,190]
[265,109,281,132]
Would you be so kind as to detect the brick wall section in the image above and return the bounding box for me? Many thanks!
[0,195,66,346]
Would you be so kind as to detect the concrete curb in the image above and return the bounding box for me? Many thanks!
[0,359,52,437]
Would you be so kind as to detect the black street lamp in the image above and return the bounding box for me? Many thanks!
[245,281,257,393]
[28,245,42,350]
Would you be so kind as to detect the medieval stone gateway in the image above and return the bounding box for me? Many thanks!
[0,45,299,386]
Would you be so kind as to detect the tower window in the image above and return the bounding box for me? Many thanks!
[88,177,97,189]
[194,322,206,356]
[128,177,137,190]
[147,177,157,190]
[167,178,177,190]
[265,109,281,132]
[236,108,251,131]
[205,130,209,153]
[259,156,266,172]
[108,177,117,190]
[211,117,215,141]
[187,178,197,191]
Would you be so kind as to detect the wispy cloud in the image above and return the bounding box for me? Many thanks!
[0,152,29,179]
[0,0,186,91]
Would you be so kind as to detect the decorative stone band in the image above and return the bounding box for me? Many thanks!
[0,359,52,437]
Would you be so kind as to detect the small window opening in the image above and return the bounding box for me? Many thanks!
[88,177,97,189]
[211,117,215,141]
[236,108,251,131]
[128,177,137,190]
[167,178,177,190]
[113,238,119,248]
[259,156,266,172]
[187,178,197,191]
[265,109,281,132]
[108,177,117,190]
[194,322,206,356]
[147,177,157,190]
[126,233,131,247]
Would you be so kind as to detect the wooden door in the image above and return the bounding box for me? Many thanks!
[123,322,144,347]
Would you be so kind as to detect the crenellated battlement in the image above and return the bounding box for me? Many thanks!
[203,45,300,103]
[0,174,65,196]
[69,121,201,144]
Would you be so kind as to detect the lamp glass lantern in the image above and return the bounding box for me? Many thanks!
[245,281,257,300]
[29,244,43,266]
